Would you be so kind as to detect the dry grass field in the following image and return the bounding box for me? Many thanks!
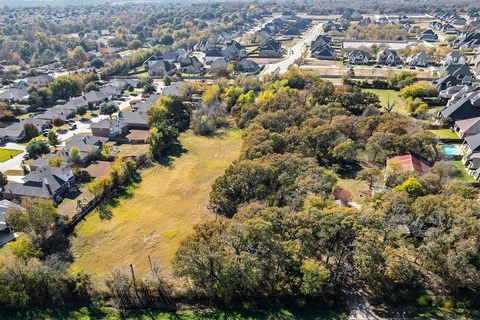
[70,129,242,278]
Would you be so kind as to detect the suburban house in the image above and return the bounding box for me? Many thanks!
[0,88,29,103]
[143,56,176,77]
[386,154,431,175]
[258,39,282,58]
[3,166,75,201]
[452,32,480,49]
[91,119,128,138]
[462,133,480,158]
[237,59,260,73]
[162,51,179,63]
[377,49,402,66]
[441,24,457,34]
[311,43,336,60]
[180,56,204,74]
[408,51,434,67]
[454,117,480,138]
[221,40,247,60]
[348,50,371,65]
[417,29,439,42]
[65,135,108,163]
[0,118,50,142]
[204,49,224,64]
[210,57,228,72]
[0,200,20,247]
[463,152,480,180]
[28,150,69,171]
[441,51,465,65]
[434,74,470,91]
[440,91,480,120]
[193,40,210,52]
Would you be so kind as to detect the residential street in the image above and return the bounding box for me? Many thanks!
[261,22,324,75]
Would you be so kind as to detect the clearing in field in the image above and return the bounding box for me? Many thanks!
[70,129,242,278]
[0,148,23,162]
[362,88,407,115]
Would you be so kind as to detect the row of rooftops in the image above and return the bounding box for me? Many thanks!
[436,48,480,181]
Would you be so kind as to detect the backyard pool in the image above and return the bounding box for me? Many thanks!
[442,144,460,156]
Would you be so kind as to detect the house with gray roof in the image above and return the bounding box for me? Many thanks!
[0,200,20,247]
[121,110,150,130]
[348,50,371,65]
[0,118,50,142]
[180,56,204,74]
[455,116,480,138]
[28,150,69,171]
[408,51,434,67]
[377,49,402,66]
[259,39,282,58]
[91,119,128,138]
[3,166,75,201]
[440,92,480,120]
[144,56,177,77]
[237,59,260,73]
[0,88,29,103]
[65,135,108,163]
[441,51,465,66]
[221,40,247,60]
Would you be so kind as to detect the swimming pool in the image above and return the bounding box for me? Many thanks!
[442,144,460,156]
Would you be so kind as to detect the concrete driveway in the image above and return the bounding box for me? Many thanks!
[0,142,27,177]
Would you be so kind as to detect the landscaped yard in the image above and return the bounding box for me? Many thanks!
[70,129,242,278]
[429,129,460,140]
[19,135,47,146]
[0,148,23,162]
[362,88,407,115]
[453,160,476,182]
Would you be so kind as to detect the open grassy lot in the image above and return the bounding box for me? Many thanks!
[70,129,242,278]
[362,88,407,115]
[336,178,371,205]
[0,148,23,162]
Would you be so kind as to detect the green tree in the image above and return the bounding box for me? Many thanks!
[23,123,39,141]
[6,199,63,247]
[99,102,119,115]
[47,131,60,150]
[300,259,331,296]
[68,146,83,166]
[49,76,81,100]
[7,236,43,261]
[394,176,424,197]
[26,140,49,159]
[0,171,8,188]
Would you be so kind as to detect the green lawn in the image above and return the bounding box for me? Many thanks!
[429,129,460,140]
[19,135,47,146]
[70,129,242,278]
[453,161,476,182]
[336,178,371,204]
[363,88,407,115]
[0,148,23,162]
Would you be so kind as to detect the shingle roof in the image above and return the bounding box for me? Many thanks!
[387,154,431,174]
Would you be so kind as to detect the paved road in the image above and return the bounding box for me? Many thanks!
[261,22,324,75]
